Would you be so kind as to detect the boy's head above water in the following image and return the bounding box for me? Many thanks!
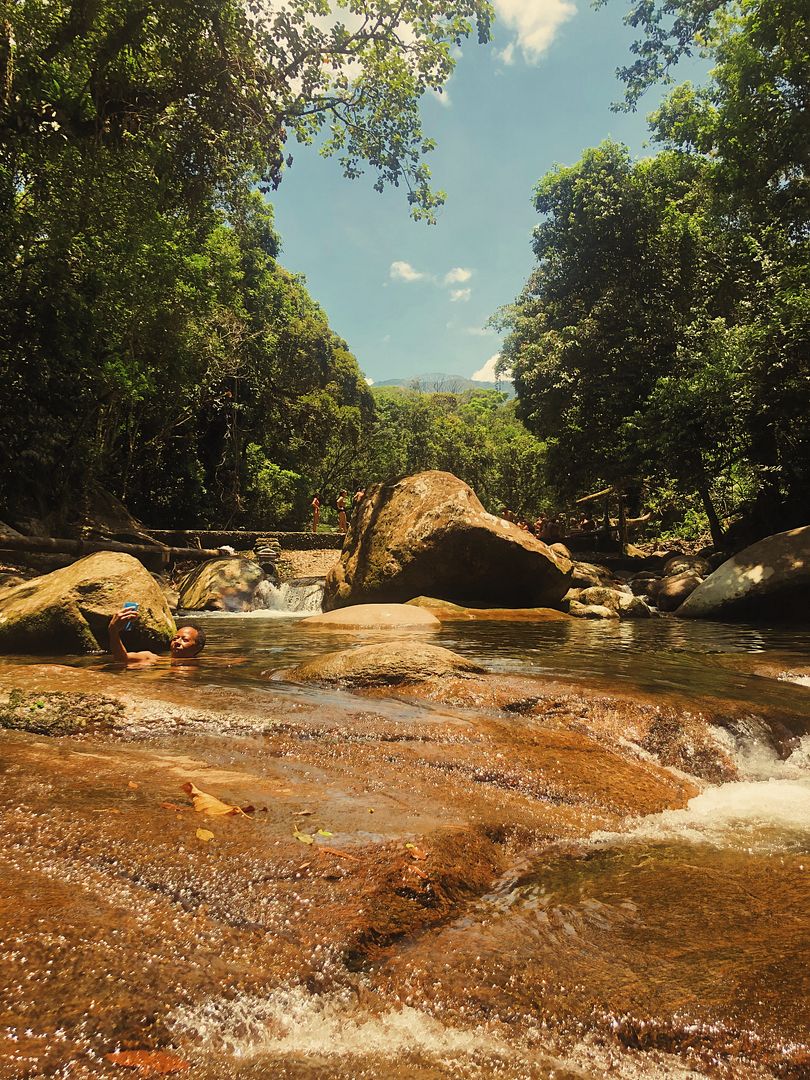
[170,624,205,658]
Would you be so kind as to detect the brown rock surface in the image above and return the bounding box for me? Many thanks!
[303,602,440,629]
[285,640,484,686]
[656,570,704,612]
[324,471,571,611]
[0,655,806,1077]
[177,556,265,611]
[0,552,175,654]
[406,596,573,621]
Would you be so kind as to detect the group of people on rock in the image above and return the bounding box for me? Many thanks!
[311,486,365,534]
[500,507,597,542]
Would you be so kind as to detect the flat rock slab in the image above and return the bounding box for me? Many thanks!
[406,596,573,621]
[303,602,440,629]
[285,640,485,686]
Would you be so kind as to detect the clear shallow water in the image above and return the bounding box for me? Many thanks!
[118,612,810,716]
[2,613,810,1078]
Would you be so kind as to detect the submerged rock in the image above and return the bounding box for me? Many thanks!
[285,640,486,686]
[177,556,265,612]
[406,597,573,621]
[0,689,124,735]
[303,603,440,629]
[0,552,175,654]
[323,471,571,611]
[678,525,810,622]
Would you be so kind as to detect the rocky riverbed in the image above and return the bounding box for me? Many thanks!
[1,632,808,1078]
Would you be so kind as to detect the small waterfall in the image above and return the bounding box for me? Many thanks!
[252,577,325,615]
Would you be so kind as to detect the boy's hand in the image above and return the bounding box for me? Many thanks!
[109,609,141,632]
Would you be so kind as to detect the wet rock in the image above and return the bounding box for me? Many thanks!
[0,689,125,735]
[177,556,265,612]
[323,471,571,611]
[549,542,572,560]
[0,552,175,654]
[629,572,661,596]
[406,597,573,621]
[286,640,486,686]
[566,587,653,619]
[569,561,619,589]
[304,603,441,629]
[656,570,704,612]
[678,525,810,622]
[663,554,712,578]
[567,601,619,620]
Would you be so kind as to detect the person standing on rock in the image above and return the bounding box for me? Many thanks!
[311,493,321,534]
[337,490,348,533]
[108,609,205,667]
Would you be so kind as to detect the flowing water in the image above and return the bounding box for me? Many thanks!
[1,612,809,1078]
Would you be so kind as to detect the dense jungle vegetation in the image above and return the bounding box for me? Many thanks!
[0,0,806,538]
[499,0,809,544]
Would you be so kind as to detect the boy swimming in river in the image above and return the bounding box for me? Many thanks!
[108,608,205,667]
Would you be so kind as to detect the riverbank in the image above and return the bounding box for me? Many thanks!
[1,622,809,1078]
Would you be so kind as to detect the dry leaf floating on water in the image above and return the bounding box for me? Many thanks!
[181,781,247,817]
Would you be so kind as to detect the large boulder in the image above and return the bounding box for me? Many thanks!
[0,552,175,654]
[303,603,440,630]
[663,554,712,578]
[178,557,265,611]
[284,640,486,687]
[678,526,810,621]
[323,471,571,611]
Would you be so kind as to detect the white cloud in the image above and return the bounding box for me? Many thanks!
[365,376,375,385]
[494,0,577,63]
[444,267,472,285]
[498,41,516,65]
[472,353,513,382]
[429,86,452,108]
[450,288,471,302]
[390,260,425,282]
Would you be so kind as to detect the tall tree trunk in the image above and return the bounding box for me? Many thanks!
[698,483,724,549]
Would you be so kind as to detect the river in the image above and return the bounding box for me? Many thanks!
[0,612,808,1078]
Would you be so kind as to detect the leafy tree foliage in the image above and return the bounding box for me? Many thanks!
[354,388,551,518]
[0,0,492,527]
[501,0,808,540]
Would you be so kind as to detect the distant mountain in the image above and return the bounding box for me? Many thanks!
[374,372,515,398]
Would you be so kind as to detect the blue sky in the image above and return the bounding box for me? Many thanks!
[271,1,705,385]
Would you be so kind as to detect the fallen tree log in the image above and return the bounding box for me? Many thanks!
[0,534,221,565]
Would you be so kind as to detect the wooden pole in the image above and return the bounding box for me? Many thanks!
[617,493,628,556]
[0,535,221,564]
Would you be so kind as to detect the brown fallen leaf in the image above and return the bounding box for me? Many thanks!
[196,828,215,842]
[319,847,361,862]
[294,809,315,817]
[181,782,247,817]
[127,781,140,790]
[404,843,428,861]
[405,864,430,881]
[160,802,186,812]
[105,1048,190,1074]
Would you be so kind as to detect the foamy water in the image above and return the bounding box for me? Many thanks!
[592,776,810,852]
[170,986,711,1078]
